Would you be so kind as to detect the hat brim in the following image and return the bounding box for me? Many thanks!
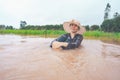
[63,22,86,34]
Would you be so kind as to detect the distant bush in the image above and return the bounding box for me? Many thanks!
[90,25,100,31]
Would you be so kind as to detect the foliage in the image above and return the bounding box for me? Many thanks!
[20,24,63,30]
[20,21,27,29]
[0,25,5,30]
[5,26,14,29]
[0,30,66,36]
[113,12,120,18]
[0,25,14,30]
[90,25,100,31]
[101,16,120,32]
[104,3,111,20]
[84,25,90,31]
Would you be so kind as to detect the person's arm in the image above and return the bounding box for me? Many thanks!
[63,35,83,49]
[50,34,68,49]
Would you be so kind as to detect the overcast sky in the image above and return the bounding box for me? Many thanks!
[0,0,120,28]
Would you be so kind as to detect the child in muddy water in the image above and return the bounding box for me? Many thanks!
[50,19,86,50]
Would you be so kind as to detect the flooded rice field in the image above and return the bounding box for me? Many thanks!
[0,34,120,80]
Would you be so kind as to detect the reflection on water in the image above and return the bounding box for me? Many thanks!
[0,34,120,80]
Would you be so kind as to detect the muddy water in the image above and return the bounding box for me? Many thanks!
[0,34,120,80]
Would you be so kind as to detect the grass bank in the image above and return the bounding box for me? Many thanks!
[0,30,65,37]
[0,30,120,44]
[84,31,120,44]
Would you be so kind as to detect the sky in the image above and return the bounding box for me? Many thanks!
[0,0,120,28]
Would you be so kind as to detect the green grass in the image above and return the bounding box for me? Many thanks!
[84,31,120,44]
[84,31,120,38]
[0,30,66,37]
[0,30,120,44]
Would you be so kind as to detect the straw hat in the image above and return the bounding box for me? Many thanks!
[63,19,86,34]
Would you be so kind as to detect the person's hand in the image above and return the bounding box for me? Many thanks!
[52,41,62,49]
[52,41,68,49]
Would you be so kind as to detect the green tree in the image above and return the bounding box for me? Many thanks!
[5,26,14,29]
[0,25,5,30]
[20,21,27,29]
[101,19,113,32]
[101,16,120,32]
[90,25,99,31]
[113,12,120,18]
[84,25,90,31]
[104,3,111,20]
[113,16,120,32]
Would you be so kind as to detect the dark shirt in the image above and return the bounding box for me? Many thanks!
[50,33,83,49]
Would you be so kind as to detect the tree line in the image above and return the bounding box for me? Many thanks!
[0,25,14,30]
[20,24,63,30]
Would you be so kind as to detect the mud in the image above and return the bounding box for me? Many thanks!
[0,34,120,80]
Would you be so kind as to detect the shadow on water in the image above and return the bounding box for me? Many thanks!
[0,34,120,80]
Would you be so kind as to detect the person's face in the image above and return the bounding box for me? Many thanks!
[69,23,79,33]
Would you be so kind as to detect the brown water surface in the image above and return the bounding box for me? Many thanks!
[0,34,120,80]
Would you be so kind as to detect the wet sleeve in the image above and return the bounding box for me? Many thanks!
[65,35,83,49]
[50,34,67,48]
